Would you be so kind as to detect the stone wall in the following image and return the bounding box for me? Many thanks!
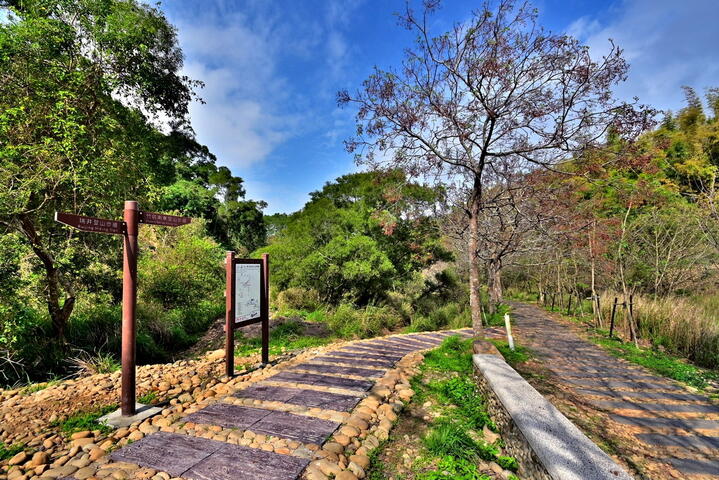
[472,353,633,480]
[472,363,553,479]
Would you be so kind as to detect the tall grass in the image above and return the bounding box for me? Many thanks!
[599,291,719,369]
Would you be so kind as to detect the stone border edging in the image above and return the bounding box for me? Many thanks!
[472,354,633,480]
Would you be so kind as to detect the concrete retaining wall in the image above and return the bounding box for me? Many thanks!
[473,353,633,480]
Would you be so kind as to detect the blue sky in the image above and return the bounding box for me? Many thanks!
[160,0,719,214]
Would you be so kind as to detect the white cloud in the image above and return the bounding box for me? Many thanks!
[570,0,719,113]
[0,8,12,24]
[168,1,364,178]
[566,16,601,40]
[173,9,301,169]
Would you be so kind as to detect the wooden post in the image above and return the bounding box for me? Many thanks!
[261,253,270,365]
[504,313,515,351]
[630,294,638,333]
[56,205,190,417]
[609,297,618,338]
[225,251,235,377]
[121,201,138,416]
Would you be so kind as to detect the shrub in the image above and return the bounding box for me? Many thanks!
[69,351,120,376]
[326,304,401,339]
[139,219,224,308]
[599,291,719,369]
[409,302,470,332]
[66,294,122,353]
[297,235,396,304]
[276,288,321,312]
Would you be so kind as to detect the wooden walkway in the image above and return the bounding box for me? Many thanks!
[511,302,719,479]
[106,329,474,480]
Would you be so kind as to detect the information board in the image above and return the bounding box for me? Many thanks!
[235,263,262,322]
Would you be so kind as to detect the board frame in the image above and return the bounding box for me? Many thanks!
[232,258,265,326]
[225,253,270,376]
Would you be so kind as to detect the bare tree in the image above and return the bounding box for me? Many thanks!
[339,0,652,333]
[474,167,560,312]
[627,206,714,296]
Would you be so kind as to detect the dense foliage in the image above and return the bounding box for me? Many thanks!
[256,171,473,339]
[0,0,264,385]
[256,171,451,305]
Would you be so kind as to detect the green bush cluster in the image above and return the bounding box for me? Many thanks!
[255,171,452,306]
[325,304,402,339]
[269,264,471,341]
[275,287,321,312]
[0,219,226,386]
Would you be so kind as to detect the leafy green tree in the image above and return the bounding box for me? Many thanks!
[0,0,206,338]
[256,171,450,304]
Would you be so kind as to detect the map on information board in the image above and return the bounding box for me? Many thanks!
[235,263,261,322]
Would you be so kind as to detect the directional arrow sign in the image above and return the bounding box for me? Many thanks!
[139,211,192,227]
[55,212,126,235]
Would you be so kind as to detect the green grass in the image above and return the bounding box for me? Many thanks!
[51,404,118,435]
[366,336,518,479]
[424,420,497,461]
[482,303,511,327]
[413,337,516,477]
[591,332,719,390]
[0,442,25,461]
[417,456,492,480]
[20,378,61,395]
[489,339,533,367]
[422,335,474,375]
[233,320,333,357]
[366,440,390,480]
[138,391,158,404]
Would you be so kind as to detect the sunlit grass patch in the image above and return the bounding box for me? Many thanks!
[0,442,25,461]
[51,404,117,435]
[138,391,158,404]
[422,335,474,374]
[488,339,533,367]
[591,333,719,390]
[234,319,333,357]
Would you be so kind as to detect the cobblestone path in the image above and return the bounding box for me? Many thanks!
[104,329,474,480]
[511,302,719,479]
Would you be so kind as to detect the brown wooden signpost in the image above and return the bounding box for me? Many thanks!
[225,252,270,377]
[56,201,191,417]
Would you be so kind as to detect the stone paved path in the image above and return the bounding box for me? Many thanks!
[511,302,719,479]
[107,329,475,480]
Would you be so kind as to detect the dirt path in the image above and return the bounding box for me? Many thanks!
[510,301,719,480]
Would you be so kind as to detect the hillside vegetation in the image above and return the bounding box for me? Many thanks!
[504,88,719,369]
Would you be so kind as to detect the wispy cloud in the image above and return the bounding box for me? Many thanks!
[569,0,719,112]
[173,7,303,169]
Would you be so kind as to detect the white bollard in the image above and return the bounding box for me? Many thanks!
[504,313,515,351]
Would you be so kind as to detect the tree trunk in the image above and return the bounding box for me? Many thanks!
[16,215,75,339]
[468,192,483,337]
[487,260,503,314]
